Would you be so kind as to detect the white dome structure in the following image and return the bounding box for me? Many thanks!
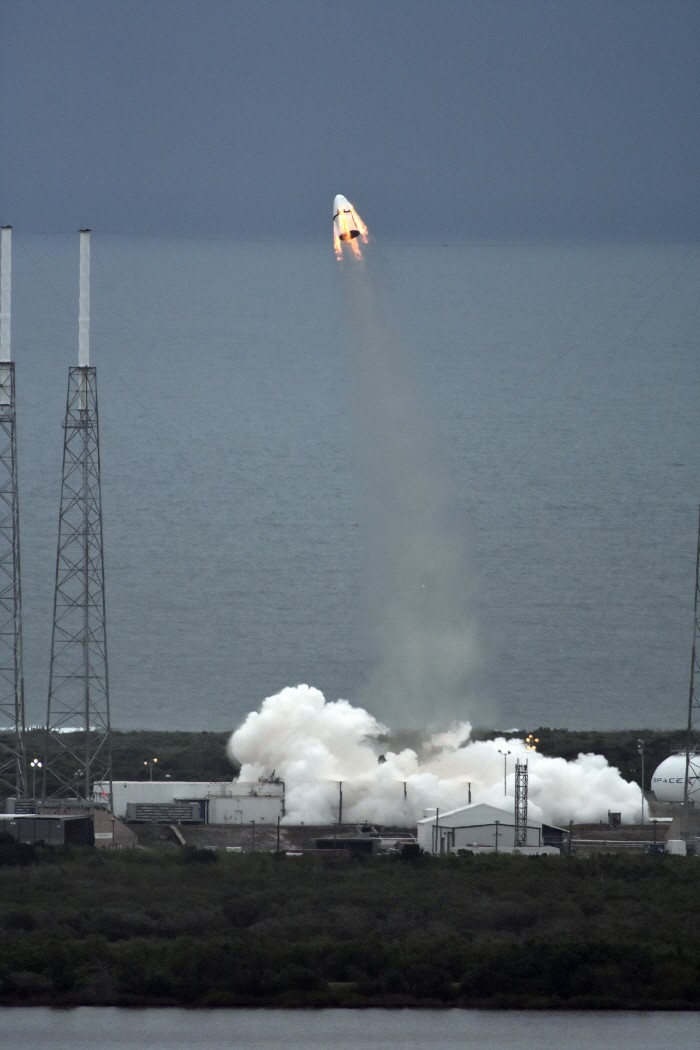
[650,752,700,803]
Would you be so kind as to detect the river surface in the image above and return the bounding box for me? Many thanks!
[1,1006,698,1048]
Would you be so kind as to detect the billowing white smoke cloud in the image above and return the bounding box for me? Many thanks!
[227,684,641,827]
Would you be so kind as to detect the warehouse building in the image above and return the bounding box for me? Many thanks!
[93,778,285,825]
[416,802,563,855]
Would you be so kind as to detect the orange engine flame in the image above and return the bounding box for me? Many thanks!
[334,202,369,260]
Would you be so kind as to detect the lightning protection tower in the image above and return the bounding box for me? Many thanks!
[0,226,27,801]
[514,758,528,848]
[682,506,700,839]
[44,231,112,804]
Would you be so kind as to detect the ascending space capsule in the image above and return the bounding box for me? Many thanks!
[333,194,368,258]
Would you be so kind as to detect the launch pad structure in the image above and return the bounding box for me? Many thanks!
[0,228,113,810]
[0,226,26,800]
[43,231,113,804]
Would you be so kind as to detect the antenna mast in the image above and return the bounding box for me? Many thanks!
[514,758,528,848]
[682,506,700,839]
[44,231,112,804]
[0,226,27,801]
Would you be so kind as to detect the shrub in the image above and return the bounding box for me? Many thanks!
[0,841,36,867]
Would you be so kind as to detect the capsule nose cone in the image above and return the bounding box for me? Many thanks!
[333,194,350,213]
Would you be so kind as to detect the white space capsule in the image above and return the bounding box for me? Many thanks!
[333,195,361,241]
[333,194,368,257]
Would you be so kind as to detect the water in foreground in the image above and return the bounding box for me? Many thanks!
[2,1007,698,1050]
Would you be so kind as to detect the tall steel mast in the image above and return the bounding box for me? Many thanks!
[0,226,27,801]
[682,506,700,838]
[44,231,112,804]
[514,759,528,848]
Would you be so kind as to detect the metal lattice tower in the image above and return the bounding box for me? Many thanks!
[0,226,26,800]
[514,759,528,847]
[44,231,112,803]
[682,506,700,834]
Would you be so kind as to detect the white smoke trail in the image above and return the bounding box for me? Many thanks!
[338,255,485,728]
[227,685,641,827]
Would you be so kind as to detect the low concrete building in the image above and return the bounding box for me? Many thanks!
[94,779,285,825]
[416,802,561,855]
[0,812,94,846]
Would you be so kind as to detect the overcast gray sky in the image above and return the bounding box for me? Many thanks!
[1,0,698,240]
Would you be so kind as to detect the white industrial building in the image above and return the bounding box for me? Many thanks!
[93,779,284,825]
[416,802,562,855]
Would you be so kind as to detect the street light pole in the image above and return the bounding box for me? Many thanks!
[498,749,511,795]
[637,739,645,825]
[143,757,158,781]
[30,758,42,801]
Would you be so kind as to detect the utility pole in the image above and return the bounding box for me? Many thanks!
[498,748,511,795]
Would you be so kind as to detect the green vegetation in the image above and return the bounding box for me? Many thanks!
[109,729,239,781]
[1,725,692,1008]
[18,728,240,786]
[0,846,699,1008]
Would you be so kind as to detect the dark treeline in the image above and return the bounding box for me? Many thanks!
[12,726,686,790]
[109,729,238,781]
[19,728,239,785]
[0,845,698,1008]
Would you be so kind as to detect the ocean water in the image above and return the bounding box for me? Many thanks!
[9,235,700,734]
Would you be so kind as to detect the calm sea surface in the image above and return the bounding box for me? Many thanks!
[9,236,700,733]
[1,1007,698,1049]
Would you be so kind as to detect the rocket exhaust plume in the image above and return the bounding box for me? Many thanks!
[225,208,642,831]
[336,242,483,729]
[227,685,643,827]
[333,194,369,259]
